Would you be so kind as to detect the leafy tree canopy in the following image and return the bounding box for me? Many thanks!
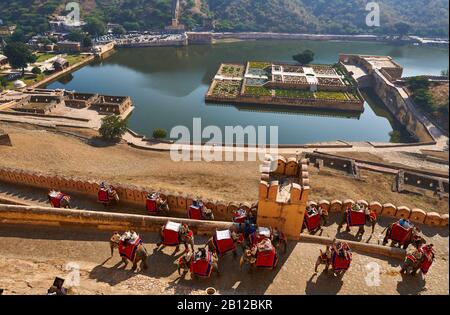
[4,42,36,71]
[99,115,128,141]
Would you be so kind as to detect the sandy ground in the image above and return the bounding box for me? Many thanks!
[0,224,447,295]
[0,124,448,214]
[0,124,260,203]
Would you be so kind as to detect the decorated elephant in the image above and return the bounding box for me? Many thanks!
[156,222,195,253]
[314,240,352,276]
[382,220,425,249]
[110,231,149,272]
[400,244,435,276]
[146,192,170,215]
[240,238,279,272]
[177,249,220,279]
[188,199,215,221]
[206,229,244,257]
[338,203,377,238]
[98,182,119,208]
[48,190,71,209]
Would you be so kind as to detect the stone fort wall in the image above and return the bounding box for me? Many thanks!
[0,160,447,231]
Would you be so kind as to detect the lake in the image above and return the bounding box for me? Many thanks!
[46,40,449,144]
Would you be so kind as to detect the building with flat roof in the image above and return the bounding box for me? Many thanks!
[56,41,81,54]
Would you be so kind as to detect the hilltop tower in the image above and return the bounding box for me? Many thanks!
[166,0,185,32]
[257,155,309,240]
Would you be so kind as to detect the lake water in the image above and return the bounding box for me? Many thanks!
[46,40,449,144]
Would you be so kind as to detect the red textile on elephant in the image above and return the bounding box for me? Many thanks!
[347,209,366,226]
[49,192,65,208]
[420,258,433,274]
[98,189,109,203]
[389,223,411,244]
[146,199,158,214]
[256,248,278,268]
[163,222,181,246]
[255,240,278,269]
[214,230,236,256]
[304,212,321,232]
[188,205,202,220]
[332,251,351,271]
[119,237,142,262]
[420,246,434,274]
[190,252,213,278]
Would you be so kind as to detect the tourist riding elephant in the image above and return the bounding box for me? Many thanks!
[382,221,425,249]
[177,250,220,278]
[110,232,149,272]
[338,204,377,238]
[156,223,195,253]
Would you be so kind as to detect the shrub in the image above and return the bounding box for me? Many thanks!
[153,128,168,139]
[99,115,128,141]
[412,88,435,112]
[31,67,42,75]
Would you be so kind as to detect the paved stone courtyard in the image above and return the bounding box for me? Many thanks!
[0,224,447,295]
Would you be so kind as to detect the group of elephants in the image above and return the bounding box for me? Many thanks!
[47,190,436,279]
[109,222,287,278]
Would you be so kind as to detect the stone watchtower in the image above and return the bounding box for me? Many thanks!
[257,155,310,240]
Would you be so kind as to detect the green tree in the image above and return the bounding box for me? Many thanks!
[394,22,411,36]
[31,66,41,75]
[4,42,36,75]
[441,69,449,77]
[84,16,107,37]
[8,29,26,43]
[66,30,86,42]
[153,128,168,139]
[293,49,315,65]
[112,25,126,35]
[82,36,93,48]
[99,115,128,141]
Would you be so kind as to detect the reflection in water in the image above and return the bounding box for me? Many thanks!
[361,89,414,143]
[57,73,74,85]
[45,40,448,144]
[206,101,362,120]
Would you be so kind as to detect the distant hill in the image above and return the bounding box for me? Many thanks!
[0,0,448,37]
